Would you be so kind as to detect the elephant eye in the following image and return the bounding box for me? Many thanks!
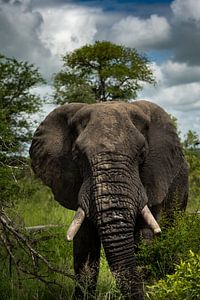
[72,144,80,162]
[138,146,146,164]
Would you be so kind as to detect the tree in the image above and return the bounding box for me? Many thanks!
[183,130,200,211]
[0,53,45,160]
[183,130,200,149]
[54,41,155,104]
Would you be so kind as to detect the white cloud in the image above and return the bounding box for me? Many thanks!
[140,60,200,110]
[138,60,200,136]
[171,0,200,22]
[110,14,171,50]
[160,61,200,86]
[38,5,100,55]
[139,81,200,136]
[0,0,58,79]
[154,83,200,110]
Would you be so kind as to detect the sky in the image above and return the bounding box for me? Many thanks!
[0,0,200,137]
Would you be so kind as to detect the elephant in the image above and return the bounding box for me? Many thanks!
[29,100,189,299]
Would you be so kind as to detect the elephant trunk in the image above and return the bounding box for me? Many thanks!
[90,153,145,299]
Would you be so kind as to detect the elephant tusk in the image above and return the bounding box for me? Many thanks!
[66,207,85,241]
[141,205,161,235]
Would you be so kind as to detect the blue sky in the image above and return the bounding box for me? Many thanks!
[0,0,200,136]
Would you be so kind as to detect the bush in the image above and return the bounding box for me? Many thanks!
[137,213,200,281]
[147,251,200,300]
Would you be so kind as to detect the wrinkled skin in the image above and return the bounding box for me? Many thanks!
[30,101,188,299]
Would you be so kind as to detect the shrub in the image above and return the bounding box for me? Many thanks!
[137,213,200,281]
[146,251,200,300]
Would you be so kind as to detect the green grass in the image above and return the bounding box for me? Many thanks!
[186,194,200,212]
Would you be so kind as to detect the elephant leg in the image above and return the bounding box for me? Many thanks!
[73,219,101,299]
[162,163,189,223]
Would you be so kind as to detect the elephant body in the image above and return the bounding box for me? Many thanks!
[30,100,188,299]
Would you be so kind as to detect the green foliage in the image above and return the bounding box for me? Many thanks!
[0,158,30,208]
[183,130,200,149]
[183,131,200,211]
[137,213,200,281]
[0,53,44,158]
[185,149,200,211]
[54,41,155,104]
[147,251,200,300]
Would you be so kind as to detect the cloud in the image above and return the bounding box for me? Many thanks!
[140,59,200,107]
[109,14,171,50]
[0,0,58,79]
[155,83,200,111]
[139,78,200,135]
[138,55,200,136]
[171,0,200,22]
[170,0,200,65]
[0,1,117,77]
[39,5,100,55]
[159,61,200,86]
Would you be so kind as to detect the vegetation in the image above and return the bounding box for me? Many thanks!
[147,251,200,300]
[183,130,200,212]
[0,53,44,159]
[53,41,155,104]
[137,213,200,281]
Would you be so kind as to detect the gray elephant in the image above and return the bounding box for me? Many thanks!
[29,100,188,299]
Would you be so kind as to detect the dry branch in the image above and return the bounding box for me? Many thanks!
[25,224,64,232]
[0,211,75,291]
[0,209,90,297]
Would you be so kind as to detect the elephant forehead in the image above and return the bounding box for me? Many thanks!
[91,104,129,124]
[89,112,134,139]
[76,102,128,118]
[76,110,143,156]
[71,102,132,132]
[94,101,128,113]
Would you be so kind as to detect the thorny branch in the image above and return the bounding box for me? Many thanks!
[0,209,77,294]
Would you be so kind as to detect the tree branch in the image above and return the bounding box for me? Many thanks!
[0,213,74,280]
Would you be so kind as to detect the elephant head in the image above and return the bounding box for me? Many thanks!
[29,100,188,299]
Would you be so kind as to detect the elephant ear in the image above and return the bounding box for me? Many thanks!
[29,103,86,210]
[133,100,185,207]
